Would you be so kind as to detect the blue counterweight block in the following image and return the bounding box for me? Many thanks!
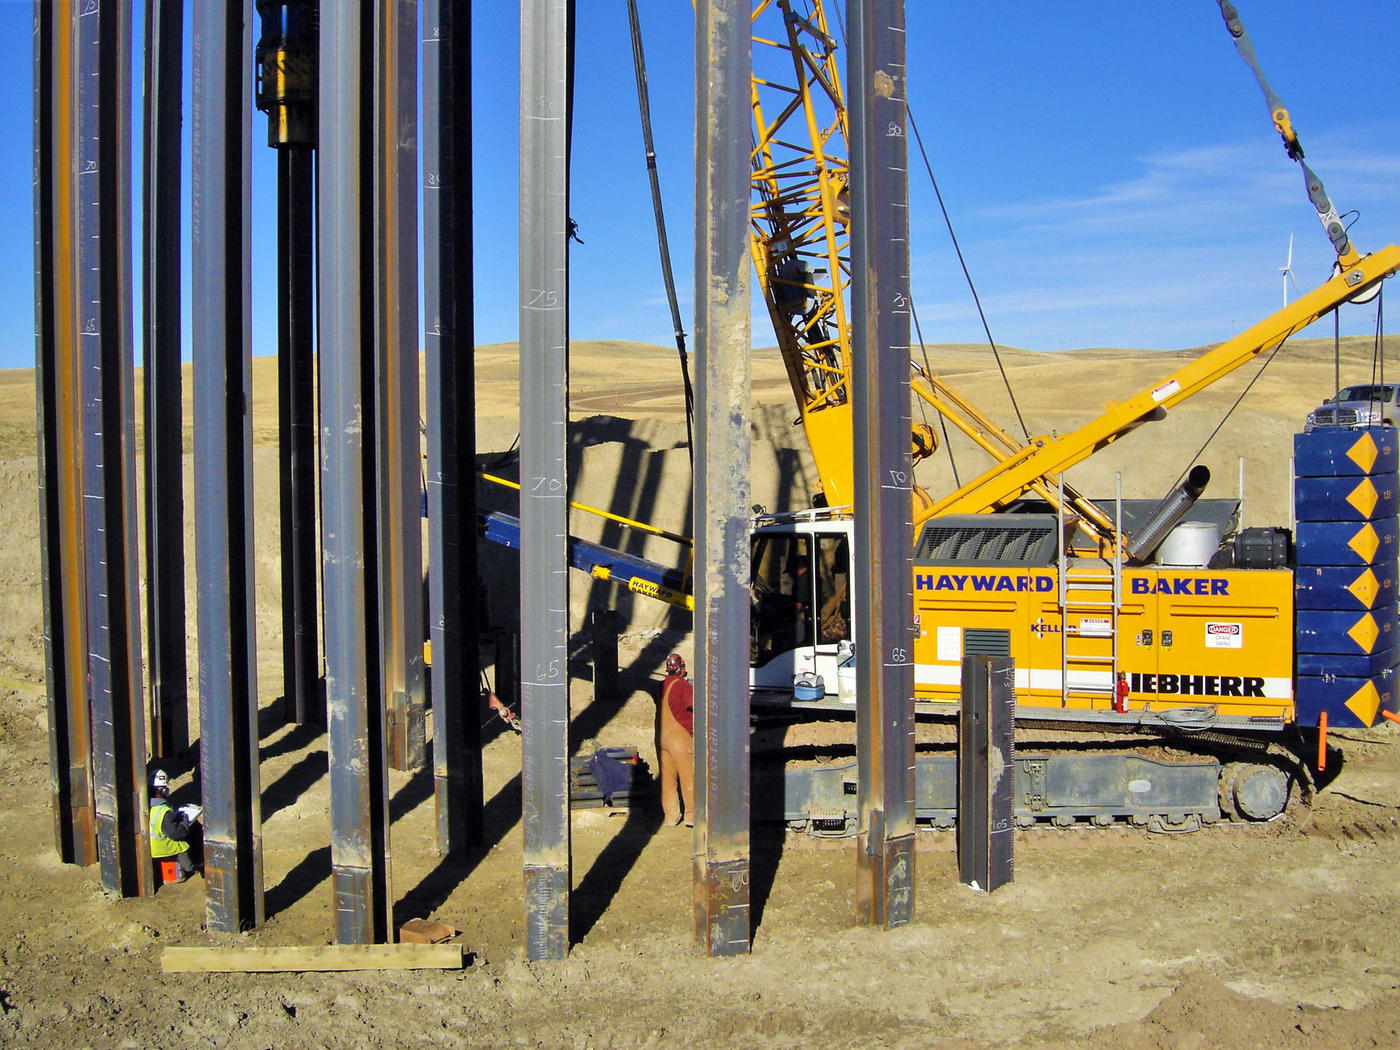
[1294,519,1398,569]
[1295,604,1398,657]
[1296,646,1398,679]
[1294,562,1397,611]
[1295,667,1400,729]
[1294,475,1398,523]
[1294,427,1398,478]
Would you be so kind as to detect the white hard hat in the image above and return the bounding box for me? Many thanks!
[150,769,169,791]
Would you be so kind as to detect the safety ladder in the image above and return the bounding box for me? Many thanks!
[1056,475,1122,707]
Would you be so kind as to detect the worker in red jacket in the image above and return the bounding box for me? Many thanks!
[658,653,695,827]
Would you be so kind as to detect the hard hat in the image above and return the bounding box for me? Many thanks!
[665,654,685,675]
[150,769,169,793]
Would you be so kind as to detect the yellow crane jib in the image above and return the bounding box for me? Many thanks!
[922,245,1400,528]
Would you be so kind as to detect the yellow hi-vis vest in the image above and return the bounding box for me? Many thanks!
[149,802,190,859]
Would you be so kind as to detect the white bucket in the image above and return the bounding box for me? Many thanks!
[836,641,856,703]
[837,664,856,703]
[1155,520,1222,568]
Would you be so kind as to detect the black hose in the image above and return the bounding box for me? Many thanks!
[626,0,696,464]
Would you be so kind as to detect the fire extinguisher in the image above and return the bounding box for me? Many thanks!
[1113,672,1130,713]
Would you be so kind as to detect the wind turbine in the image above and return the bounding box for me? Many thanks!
[1280,234,1298,306]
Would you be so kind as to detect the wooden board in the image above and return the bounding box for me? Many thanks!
[161,943,463,974]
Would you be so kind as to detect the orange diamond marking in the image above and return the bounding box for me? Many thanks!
[1347,432,1380,473]
[1346,569,1381,607]
[1345,681,1383,726]
[1347,613,1380,653]
[1347,478,1380,518]
[1348,524,1380,562]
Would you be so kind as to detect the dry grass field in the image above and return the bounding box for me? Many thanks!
[1,335,1399,1048]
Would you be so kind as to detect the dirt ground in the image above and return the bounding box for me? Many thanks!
[2,340,1400,1049]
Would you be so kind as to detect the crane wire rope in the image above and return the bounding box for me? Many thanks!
[1379,284,1387,379]
[1334,303,1341,403]
[1332,269,1388,424]
[626,0,696,465]
[1172,282,1387,498]
[908,295,961,487]
[1166,333,1290,495]
[907,110,1031,444]
[1367,285,1387,412]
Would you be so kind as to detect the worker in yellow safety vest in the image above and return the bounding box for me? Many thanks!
[149,768,201,882]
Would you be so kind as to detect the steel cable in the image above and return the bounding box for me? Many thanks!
[627,0,696,464]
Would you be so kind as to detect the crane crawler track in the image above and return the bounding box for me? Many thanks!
[757,725,1311,836]
[1012,716,1314,823]
[1016,718,1315,800]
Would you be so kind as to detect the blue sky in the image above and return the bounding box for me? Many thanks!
[3,1,1397,372]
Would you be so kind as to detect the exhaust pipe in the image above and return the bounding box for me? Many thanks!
[1127,464,1211,564]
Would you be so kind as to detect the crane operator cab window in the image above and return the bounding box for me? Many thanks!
[817,535,849,644]
[750,532,851,670]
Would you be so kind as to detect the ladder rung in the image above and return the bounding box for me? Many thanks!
[1065,654,1116,664]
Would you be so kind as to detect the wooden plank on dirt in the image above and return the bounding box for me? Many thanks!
[161,943,463,974]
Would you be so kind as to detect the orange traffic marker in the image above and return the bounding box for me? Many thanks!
[1382,710,1400,725]
[1317,711,1328,773]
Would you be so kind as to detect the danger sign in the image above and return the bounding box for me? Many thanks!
[1205,622,1242,649]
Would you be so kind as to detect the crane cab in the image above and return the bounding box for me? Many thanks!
[749,510,854,698]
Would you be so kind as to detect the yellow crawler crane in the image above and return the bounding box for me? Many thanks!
[743,1,1400,829]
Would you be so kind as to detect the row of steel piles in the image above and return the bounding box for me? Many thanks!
[690,0,920,948]
[256,0,485,937]
[34,0,152,895]
[30,0,267,921]
[34,0,918,952]
[317,0,484,941]
[290,0,482,940]
[689,0,922,950]
[29,0,271,924]
[514,0,917,959]
[510,0,767,960]
[33,0,484,939]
